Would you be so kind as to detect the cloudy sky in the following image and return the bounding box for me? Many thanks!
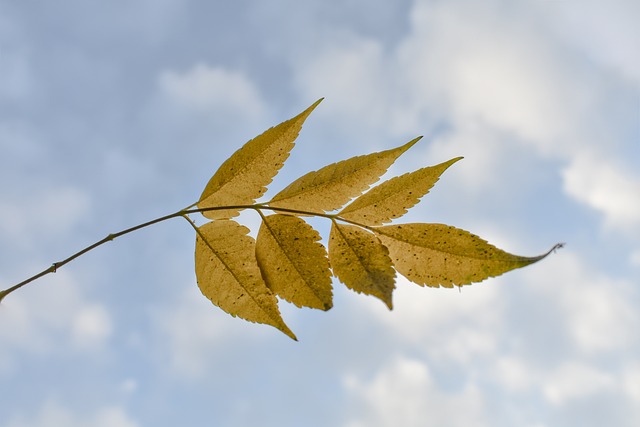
[1,0,639,426]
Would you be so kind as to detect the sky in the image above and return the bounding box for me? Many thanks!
[0,0,639,426]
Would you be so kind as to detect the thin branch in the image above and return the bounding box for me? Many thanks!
[0,209,188,303]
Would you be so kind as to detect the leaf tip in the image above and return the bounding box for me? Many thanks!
[518,242,565,267]
[272,308,298,341]
[404,135,423,150]
[539,242,565,259]
[303,98,324,115]
[286,328,299,341]
[389,136,423,159]
[274,319,298,340]
[445,156,464,167]
[549,242,565,255]
[434,156,464,175]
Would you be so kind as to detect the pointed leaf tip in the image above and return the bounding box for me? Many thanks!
[385,136,421,161]
[411,135,423,143]
[197,100,320,219]
[339,155,464,226]
[269,136,423,212]
[401,136,422,152]
[296,98,324,120]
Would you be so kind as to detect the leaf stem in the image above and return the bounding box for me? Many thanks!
[0,202,563,303]
[184,204,368,228]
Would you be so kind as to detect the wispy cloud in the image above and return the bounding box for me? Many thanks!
[6,400,138,427]
[0,271,112,374]
[159,64,266,118]
[343,356,489,427]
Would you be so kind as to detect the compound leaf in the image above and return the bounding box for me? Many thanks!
[195,219,296,340]
[0,99,563,342]
[339,157,463,226]
[268,136,421,213]
[329,222,396,309]
[375,223,554,288]
[197,99,322,219]
[256,214,332,310]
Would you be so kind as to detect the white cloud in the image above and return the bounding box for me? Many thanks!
[71,304,112,350]
[293,33,394,132]
[158,63,265,118]
[356,248,639,418]
[343,356,489,427]
[401,0,584,150]
[0,271,112,373]
[361,277,503,364]
[542,362,615,406]
[153,286,248,378]
[293,0,590,152]
[563,153,640,233]
[292,0,638,238]
[92,406,138,427]
[492,357,620,407]
[6,400,138,427]
[492,356,536,393]
[399,0,640,243]
[531,0,640,87]
[120,378,138,395]
[421,119,522,192]
[525,250,638,354]
[567,283,637,353]
[623,362,640,402]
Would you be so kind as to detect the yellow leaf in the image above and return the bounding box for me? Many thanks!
[195,220,296,340]
[329,222,396,309]
[375,223,553,288]
[268,137,422,212]
[197,99,322,219]
[339,157,463,225]
[256,214,332,310]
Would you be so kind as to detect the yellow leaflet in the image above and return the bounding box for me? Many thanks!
[329,222,396,309]
[268,137,422,212]
[195,220,296,340]
[339,157,463,226]
[197,99,322,219]
[256,214,332,310]
[375,223,552,288]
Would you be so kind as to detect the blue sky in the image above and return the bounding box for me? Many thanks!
[1,0,639,426]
